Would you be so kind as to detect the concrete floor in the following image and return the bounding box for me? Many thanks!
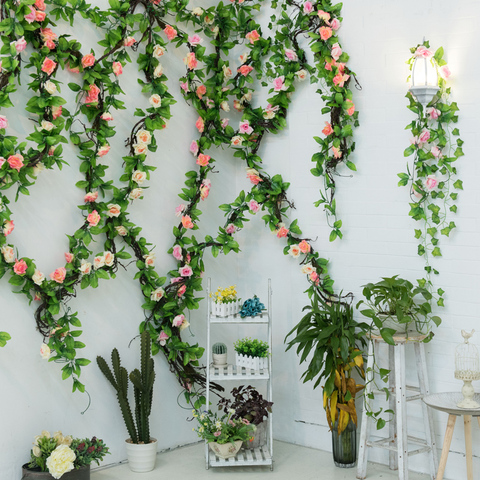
[91,441,432,480]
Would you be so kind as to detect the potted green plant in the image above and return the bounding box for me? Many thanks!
[285,288,367,468]
[212,342,227,366]
[192,409,254,459]
[96,330,156,473]
[233,337,269,370]
[218,385,273,449]
[357,275,442,344]
[22,431,109,479]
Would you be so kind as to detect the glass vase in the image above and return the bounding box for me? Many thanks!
[331,419,357,468]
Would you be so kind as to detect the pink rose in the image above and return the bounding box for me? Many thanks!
[112,62,123,76]
[1,245,14,263]
[93,255,105,270]
[14,37,27,52]
[333,73,349,87]
[143,253,155,267]
[182,215,194,229]
[164,25,177,41]
[196,84,206,98]
[158,331,169,346]
[124,36,136,47]
[226,224,236,234]
[84,191,98,203]
[172,314,185,327]
[35,10,46,21]
[98,145,110,157]
[424,175,438,191]
[8,154,23,171]
[221,118,229,128]
[175,204,186,217]
[81,54,95,69]
[330,18,341,30]
[238,65,253,76]
[319,26,332,41]
[177,284,186,297]
[298,240,311,253]
[345,100,355,116]
[3,220,14,236]
[249,200,260,213]
[190,140,199,156]
[104,251,114,267]
[115,226,128,236]
[414,46,433,58]
[107,204,121,217]
[245,30,260,44]
[317,10,331,22]
[14,259,28,275]
[101,112,113,121]
[185,52,198,70]
[195,116,204,133]
[214,431,221,437]
[196,153,210,167]
[239,120,253,135]
[41,58,57,76]
[246,168,262,185]
[431,146,442,158]
[50,267,66,283]
[150,287,165,302]
[172,245,183,261]
[0,115,7,129]
[419,129,430,143]
[331,43,342,61]
[303,1,313,14]
[85,84,100,105]
[35,0,46,9]
[40,28,57,43]
[285,49,298,61]
[332,146,342,159]
[24,6,36,24]
[87,210,101,227]
[273,76,287,92]
[64,252,74,263]
[440,65,451,80]
[80,260,92,276]
[322,122,334,136]
[188,34,202,46]
[426,107,440,120]
[52,105,62,120]
[180,82,189,93]
[310,271,320,285]
[179,265,193,277]
[276,226,289,238]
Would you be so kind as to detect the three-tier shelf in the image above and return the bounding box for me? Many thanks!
[205,278,273,470]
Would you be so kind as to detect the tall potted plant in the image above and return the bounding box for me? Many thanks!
[218,385,273,449]
[285,289,367,468]
[357,275,441,345]
[96,330,156,473]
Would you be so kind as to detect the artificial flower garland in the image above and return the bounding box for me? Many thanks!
[0,0,359,408]
[399,40,463,306]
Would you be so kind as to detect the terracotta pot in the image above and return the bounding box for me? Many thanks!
[125,437,157,473]
[21,464,90,480]
[208,440,242,459]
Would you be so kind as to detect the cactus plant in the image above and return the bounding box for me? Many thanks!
[212,342,227,355]
[96,330,156,444]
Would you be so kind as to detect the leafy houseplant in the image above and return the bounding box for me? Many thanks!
[234,337,269,370]
[193,409,254,459]
[23,430,108,480]
[285,289,367,466]
[356,275,442,345]
[96,330,157,472]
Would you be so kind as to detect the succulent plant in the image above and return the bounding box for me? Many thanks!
[212,342,227,355]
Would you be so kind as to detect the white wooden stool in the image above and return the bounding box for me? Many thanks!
[356,333,438,480]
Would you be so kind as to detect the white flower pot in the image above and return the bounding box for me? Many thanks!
[125,438,157,473]
[212,353,227,366]
[208,440,242,459]
[235,352,268,371]
[211,299,242,317]
[374,314,417,335]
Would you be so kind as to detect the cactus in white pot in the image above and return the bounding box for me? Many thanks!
[212,342,227,366]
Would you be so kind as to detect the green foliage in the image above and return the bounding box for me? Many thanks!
[234,337,269,358]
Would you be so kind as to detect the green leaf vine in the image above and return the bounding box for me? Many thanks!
[0,0,359,408]
[400,40,463,305]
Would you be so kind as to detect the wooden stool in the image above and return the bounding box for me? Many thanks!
[423,392,480,480]
[356,333,438,480]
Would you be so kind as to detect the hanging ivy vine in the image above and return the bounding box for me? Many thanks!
[0,0,359,408]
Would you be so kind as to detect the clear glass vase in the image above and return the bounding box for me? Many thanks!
[331,419,357,468]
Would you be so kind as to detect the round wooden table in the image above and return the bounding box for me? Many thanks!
[423,392,480,480]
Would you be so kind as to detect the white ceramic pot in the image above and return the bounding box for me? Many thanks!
[125,437,157,472]
[208,440,242,459]
[212,353,227,366]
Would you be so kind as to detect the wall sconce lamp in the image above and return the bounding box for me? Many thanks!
[409,53,439,106]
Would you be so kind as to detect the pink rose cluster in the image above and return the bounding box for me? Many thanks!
[40,28,57,50]
[200,179,211,200]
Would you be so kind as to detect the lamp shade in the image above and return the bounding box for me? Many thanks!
[409,55,439,106]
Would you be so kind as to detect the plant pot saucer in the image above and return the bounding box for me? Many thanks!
[212,362,228,367]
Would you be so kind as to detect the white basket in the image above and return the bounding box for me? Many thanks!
[235,352,268,371]
[211,299,242,317]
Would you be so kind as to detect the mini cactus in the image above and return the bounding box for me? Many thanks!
[212,342,227,355]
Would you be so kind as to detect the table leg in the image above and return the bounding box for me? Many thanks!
[464,415,473,480]
[436,414,456,480]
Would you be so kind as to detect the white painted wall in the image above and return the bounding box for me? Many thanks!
[0,1,479,479]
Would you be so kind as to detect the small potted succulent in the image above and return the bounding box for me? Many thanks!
[357,275,441,344]
[210,285,242,317]
[97,330,157,473]
[212,342,227,366]
[218,385,273,449]
[22,431,109,479]
[233,337,269,371]
[192,409,255,459]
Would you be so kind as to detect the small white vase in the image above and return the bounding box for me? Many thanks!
[125,437,157,473]
[208,440,242,459]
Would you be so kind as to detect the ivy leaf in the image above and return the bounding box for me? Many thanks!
[431,247,442,257]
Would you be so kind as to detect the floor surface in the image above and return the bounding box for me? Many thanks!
[91,441,432,479]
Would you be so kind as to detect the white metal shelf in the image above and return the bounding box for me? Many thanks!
[209,364,270,380]
[210,311,269,324]
[208,445,272,468]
